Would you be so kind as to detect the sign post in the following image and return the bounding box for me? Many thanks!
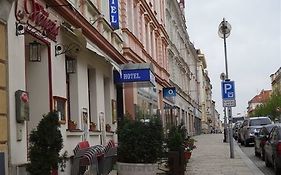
[221,80,236,158]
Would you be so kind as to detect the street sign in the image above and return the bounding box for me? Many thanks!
[221,81,236,107]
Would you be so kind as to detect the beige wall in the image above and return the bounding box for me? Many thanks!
[0,22,8,151]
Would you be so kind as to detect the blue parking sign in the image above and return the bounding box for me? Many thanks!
[222,81,235,100]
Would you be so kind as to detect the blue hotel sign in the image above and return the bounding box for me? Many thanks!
[114,69,156,87]
[109,0,119,30]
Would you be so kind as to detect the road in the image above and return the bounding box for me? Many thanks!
[238,143,274,175]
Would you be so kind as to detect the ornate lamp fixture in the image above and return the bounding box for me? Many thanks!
[66,57,76,74]
[29,41,41,62]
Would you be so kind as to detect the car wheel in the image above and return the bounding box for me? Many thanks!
[265,153,271,167]
[274,158,281,175]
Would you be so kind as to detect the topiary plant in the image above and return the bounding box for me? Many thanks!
[117,115,164,163]
[27,112,63,175]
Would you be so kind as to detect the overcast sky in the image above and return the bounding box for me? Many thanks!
[185,0,281,119]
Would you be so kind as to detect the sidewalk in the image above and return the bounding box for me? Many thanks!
[185,134,264,175]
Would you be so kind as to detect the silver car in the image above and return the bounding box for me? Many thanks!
[239,116,272,146]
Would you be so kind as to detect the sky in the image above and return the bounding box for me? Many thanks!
[185,0,281,119]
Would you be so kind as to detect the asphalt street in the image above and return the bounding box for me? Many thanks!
[238,143,274,175]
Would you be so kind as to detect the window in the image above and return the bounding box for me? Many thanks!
[53,96,67,122]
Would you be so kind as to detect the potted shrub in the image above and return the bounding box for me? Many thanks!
[27,112,63,175]
[183,136,196,161]
[166,122,187,174]
[68,119,77,130]
[117,115,164,175]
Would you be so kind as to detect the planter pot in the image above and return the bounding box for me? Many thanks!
[184,151,192,160]
[117,162,158,175]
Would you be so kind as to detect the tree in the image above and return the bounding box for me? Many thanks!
[27,112,63,175]
[252,91,281,121]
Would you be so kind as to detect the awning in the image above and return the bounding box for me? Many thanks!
[86,40,121,74]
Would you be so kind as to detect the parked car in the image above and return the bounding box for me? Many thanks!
[264,124,281,175]
[233,121,243,140]
[239,116,272,146]
[254,124,276,160]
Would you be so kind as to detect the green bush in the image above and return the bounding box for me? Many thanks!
[117,116,164,163]
[27,112,63,175]
[166,122,187,151]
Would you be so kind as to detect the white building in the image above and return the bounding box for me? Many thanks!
[6,0,126,174]
[165,0,202,135]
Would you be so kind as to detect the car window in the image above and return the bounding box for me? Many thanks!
[266,125,275,134]
[249,118,271,126]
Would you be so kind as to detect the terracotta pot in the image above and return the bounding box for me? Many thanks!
[184,151,191,160]
[68,122,77,130]
[106,124,111,132]
[90,123,96,131]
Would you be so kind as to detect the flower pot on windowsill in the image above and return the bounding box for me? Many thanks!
[106,124,111,132]
[89,122,97,131]
[68,121,77,130]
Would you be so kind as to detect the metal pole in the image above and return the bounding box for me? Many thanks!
[223,33,229,79]
[222,19,234,158]
[223,107,229,143]
[228,107,234,158]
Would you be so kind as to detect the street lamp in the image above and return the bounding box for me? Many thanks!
[218,18,234,158]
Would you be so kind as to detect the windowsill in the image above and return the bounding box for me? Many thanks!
[106,131,114,136]
[66,129,84,136]
[89,131,101,136]
[59,120,66,125]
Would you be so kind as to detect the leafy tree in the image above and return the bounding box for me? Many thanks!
[27,112,63,175]
[252,91,281,121]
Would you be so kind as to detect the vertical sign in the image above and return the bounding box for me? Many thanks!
[221,81,236,107]
[109,0,119,30]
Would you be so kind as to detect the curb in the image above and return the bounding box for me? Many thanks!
[234,141,264,175]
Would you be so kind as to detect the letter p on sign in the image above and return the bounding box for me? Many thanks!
[222,81,235,100]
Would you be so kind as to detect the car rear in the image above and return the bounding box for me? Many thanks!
[245,117,272,145]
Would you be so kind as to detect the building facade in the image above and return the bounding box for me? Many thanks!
[247,90,272,116]
[119,0,169,120]
[165,0,203,135]
[271,67,281,93]
[1,0,218,174]
[5,0,128,174]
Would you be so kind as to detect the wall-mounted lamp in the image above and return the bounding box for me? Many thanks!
[66,57,76,74]
[90,14,105,25]
[16,23,25,36]
[29,41,41,62]
[55,43,80,56]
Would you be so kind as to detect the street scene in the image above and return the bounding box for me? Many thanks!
[0,0,280,175]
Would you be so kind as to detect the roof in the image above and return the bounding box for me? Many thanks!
[248,90,272,104]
